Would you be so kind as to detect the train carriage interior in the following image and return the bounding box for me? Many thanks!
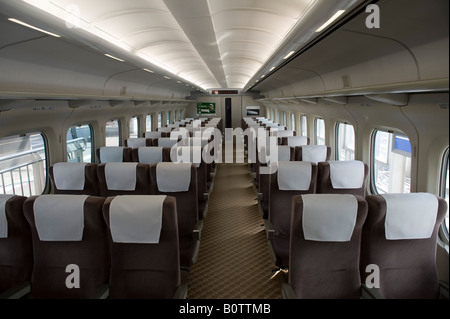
[0,0,448,309]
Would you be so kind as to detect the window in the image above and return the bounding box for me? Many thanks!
[441,148,449,237]
[300,115,307,137]
[129,116,139,138]
[282,112,287,126]
[0,132,47,196]
[146,114,153,131]
[67,124,93,163]
[336,122,355,161]
[315,118,325,145]
[157,113,162,128]
[106,120,120,147]
[271,109,275,121]
[179,110,183,121]
[290,113,296,131]
[166,111,171,125]
[372,130,411,194]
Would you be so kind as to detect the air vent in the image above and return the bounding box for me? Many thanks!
[341,75,352,88]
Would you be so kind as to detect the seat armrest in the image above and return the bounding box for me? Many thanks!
[281,283,297,299]
[439,281,449,299]
[193,220,204,241]
[257,193,263,200]
[173,284,188,299]
[203,192,209,201]
[264,219,275,240]
[361,284,385,299]
[0,281,31,299]
[90,284,109,299]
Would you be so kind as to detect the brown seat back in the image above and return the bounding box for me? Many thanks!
[317,161,368,197]
[102,195,180,299]
[289,194,368,298]
[361,193,447,299]
[50,163,100,196]
[97,163,151,197]
[0,195,31,295]
[23,195,108,298]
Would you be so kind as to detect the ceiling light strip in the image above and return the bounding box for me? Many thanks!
[8,18,60,37]
[315,10,345,32]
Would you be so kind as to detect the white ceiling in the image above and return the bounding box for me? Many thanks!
[11,0,363,91]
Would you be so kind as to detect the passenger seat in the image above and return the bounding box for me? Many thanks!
[23,195,109,298]
[283,194,368,299]
[102,195,187,299]
[0,195,31,299]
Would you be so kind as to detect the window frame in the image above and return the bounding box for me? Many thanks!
[66,123,94,164]
[314,117,325,145]
[105,119,121,147]
[370,129,412,195]
[0,131,49,196]
[129,115,139,139]
[439,147,449,242]
[335,121,356,161]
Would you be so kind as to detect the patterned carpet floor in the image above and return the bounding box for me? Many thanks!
[187,161,283,299]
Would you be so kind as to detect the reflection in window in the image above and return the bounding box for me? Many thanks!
[315,118,325,145]
[106,120,120,147]
[67,124,93,163]
[372,130,411,194]
[336,122,355,161]
[0,132,47,196]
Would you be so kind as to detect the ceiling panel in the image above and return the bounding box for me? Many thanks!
[7,0,363,91]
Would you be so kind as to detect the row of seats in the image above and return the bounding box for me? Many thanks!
[264,160,368,267]
[280,192,448,299]
[0,194,187,299]
[50,162,203,268]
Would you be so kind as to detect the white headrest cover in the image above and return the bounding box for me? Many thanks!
[302,194,357,242]
[138,147,163,164]
[382,193,438,240]
[278,146,292,162]
[274,130,294,137]
[156,162,191,192]
[105,163,138,191]
[301,145,328,164]
[126,138,147,148]
[33,195,89,241]
[53,162,87,190]
[144,131,162,139]
[157,127,173,133]
[287,136,309,147]
[100,147,124,163]
[109,195,166,243]
[175,146,202,167]
[158,138,178,148]
[0,195,15,238]
[329,161,365,189]
[277,161,312,191]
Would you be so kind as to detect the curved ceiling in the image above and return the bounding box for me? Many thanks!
[4,0,364,91]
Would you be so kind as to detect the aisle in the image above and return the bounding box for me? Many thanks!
[187,161,282,299]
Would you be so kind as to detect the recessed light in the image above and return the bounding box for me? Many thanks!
[8,18,60,38]
[315,10,345,32]
[104,54,124,62]
[283,51,295,60]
